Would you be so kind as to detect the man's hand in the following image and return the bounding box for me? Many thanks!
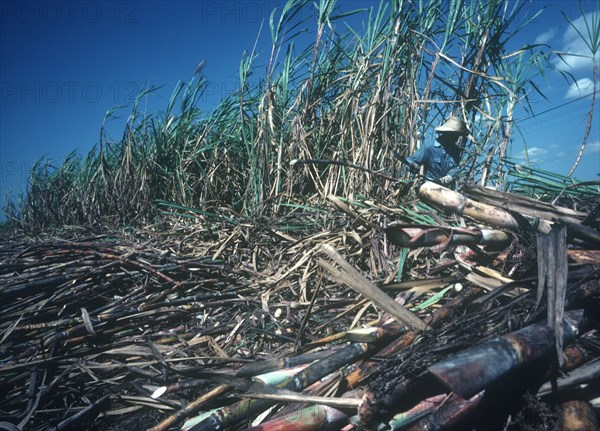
[439,175,453,185]
[409,162,420,174]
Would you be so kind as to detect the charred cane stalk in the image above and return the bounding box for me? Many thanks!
[427,309,587,399]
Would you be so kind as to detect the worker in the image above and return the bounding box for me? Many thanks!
[406,116,468,187]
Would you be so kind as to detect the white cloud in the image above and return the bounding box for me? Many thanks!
[553,11,600,72]
[535,27,557,45]
[585,140,600,155]
[517,146,548,161]
[548,144,568,158]
[527,147,548,157]
[565,78,596,98]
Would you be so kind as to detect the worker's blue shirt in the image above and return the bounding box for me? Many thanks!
[406,140,461,182]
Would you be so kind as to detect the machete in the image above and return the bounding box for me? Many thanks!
[391,148,419,174]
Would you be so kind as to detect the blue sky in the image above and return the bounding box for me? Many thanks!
[1,0,599,217]
[514,0,600,179]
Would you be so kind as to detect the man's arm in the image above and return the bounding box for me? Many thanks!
[445,165,459,181]
[406,142,428,169]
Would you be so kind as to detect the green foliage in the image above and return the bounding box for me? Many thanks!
[503,158,600,198]
[19,0,557,229]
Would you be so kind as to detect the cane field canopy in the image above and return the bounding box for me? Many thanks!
[1,0,598,229]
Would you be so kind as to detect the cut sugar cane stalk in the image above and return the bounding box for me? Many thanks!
[405,391,485,431]
[235,349,335,378]
[243,404,349,431]
[428,309,586,399]
[418,182,520,231]
[384,223,512,248]
[146,384,230,431]
[463,184,586,224]
[238,392,361,408]
[558,400,599,431]
[188,342,374,431]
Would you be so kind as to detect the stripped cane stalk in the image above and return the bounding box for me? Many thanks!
[384,223,512,248]
[462,184,586,224]
[418,182,520,231]
[243,404,349,431]
[428,309,587,399]
[188,342,373,431]
[49,395,110,431]
[146,384,230,431]
[405,391,485,431]
[151,379,211,399]
[384,394,447,430]
[239,393,360,409]
[235,349,336,378]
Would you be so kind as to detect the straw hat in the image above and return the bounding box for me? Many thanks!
[435,116,468,135]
